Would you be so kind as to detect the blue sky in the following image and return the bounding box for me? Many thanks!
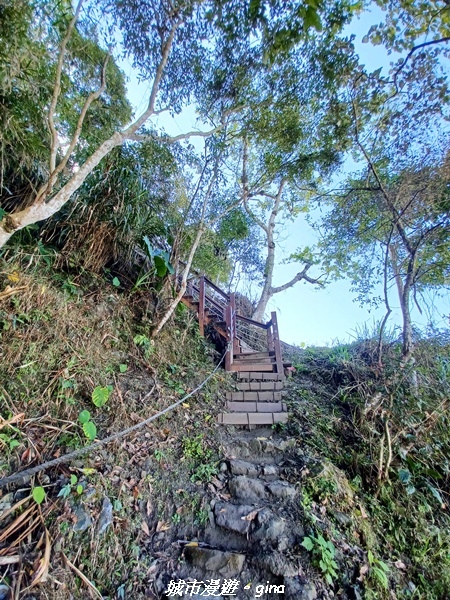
[118,4,450,346]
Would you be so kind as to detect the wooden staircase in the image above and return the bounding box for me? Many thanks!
[180,274,289,427]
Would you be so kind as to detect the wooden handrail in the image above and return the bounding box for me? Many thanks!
[179,264,283,375]
[204,278,230,301]
[236,314,270,329]
[271,311,283,377]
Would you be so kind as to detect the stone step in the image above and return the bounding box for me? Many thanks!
[218,412,288,426]
[226,391,282,402]
[228,475,297,503]
[236,381,283,391]
[230,363,275,373]
[226,401,286,413]
[236,371,284,380]
[226,460,280,481]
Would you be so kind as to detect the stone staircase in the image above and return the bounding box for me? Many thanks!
[218,370,288,427]
[166,430,317,600]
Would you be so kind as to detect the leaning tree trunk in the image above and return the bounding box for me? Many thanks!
[0,132,123,249]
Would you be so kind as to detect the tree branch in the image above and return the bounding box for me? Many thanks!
[377,231,393,366]
[122,19,182,138]
[48,0,84,174]
[54,55,110,179]
[351,99,414,256]
[128,126,223,144]
[242,137,269,234]
[271,262,324,295]
[392,37,450,87]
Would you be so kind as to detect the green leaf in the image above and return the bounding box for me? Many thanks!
[119,363,128,373]
[425,482,445,506]
[81,468,96,475]
[92,386,111,408]
[9,439,20,450]
[154,255,168,278]
[58,484,71,499]
[83,421,97,440]
[398,468,411,484]
[112,277,120,287]
[78,410,91,424]
[301,536,314,551]
[70,474,78,485]
[0,207,7,220]
[32,486,46,505]
[76,485,83,495]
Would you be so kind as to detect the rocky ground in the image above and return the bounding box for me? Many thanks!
[152,428,318,600]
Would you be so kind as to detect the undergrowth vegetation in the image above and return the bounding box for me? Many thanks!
[0,249,229,597]
[284,333,450,599]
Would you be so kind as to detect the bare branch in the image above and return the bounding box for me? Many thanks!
[271,262,324,295]
[351,99,414,256]
[122,19,182,138]
[48,0,84,174]
[128,126,223,144]
[242,138,269,234]
[392,37,450,88]
[54,55,110,180]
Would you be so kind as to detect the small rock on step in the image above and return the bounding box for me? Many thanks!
[253,508,288,548]
[214,502,256,534]
[228,476,267,502]
[267,481,297,499]
[228,459,259,478]
[261,464,279,481]
[256,551,299,577]
[72,504,92,532]
[97,496,113,535]
[284,579,317,600]
[184,546,246,578]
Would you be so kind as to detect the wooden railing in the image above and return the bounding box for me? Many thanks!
[183,273,283,374]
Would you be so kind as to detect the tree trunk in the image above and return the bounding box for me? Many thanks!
[389,244,415,360]
[401,284,414,359]
[0,132,123,249]
[0,227,13,248]
[152,225,204,336]
[252,240,275,322]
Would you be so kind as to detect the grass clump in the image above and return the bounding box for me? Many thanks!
[285,331,450,599]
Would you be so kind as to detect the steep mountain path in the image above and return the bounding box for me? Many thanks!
[154,425,319,600]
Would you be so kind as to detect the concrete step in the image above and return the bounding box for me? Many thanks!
[217,412,288,426]
[236,372,284,381]
[230,363,275,373]
[226,401,286,413]
[226,391,283,402]
[236,381,283,391]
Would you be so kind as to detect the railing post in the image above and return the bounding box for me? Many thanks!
[199,276,205,337]
[267,321,274,352]
[225,303,234,371]
[271,311,284,378]
[229,293,239,355]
